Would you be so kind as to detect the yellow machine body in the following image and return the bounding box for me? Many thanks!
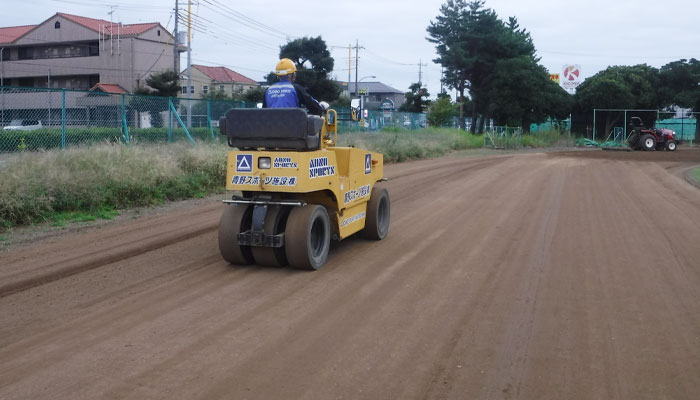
[224,111,384,240]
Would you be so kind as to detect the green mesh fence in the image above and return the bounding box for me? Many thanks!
[0,86,257,153]
[656,112,698,142]
[335,108,428,132]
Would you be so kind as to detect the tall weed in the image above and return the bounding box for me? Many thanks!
[0,142,227,228]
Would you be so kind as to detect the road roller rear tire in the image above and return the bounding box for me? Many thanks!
[285,205,331,270]
[363,185,390,240]
[251,205,290,267]
[218,204,254,265]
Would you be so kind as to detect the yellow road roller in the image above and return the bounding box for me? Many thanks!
[218,108,390,270]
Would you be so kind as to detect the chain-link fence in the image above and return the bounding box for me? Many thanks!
[335,108,428,132]
[1,86,586,153]
[0,86,258,153]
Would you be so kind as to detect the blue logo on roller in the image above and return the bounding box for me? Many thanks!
[236,154,252,172]
[365,154,372,174]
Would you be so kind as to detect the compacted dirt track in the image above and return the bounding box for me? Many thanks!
[1,149,700,399]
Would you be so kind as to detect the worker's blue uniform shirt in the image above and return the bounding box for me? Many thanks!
[263,79,323,116]
[264,81,300,108]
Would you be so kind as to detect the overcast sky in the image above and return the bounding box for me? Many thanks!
[3,0,699,99]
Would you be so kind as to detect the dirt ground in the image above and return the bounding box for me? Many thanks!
[1,147,699,399]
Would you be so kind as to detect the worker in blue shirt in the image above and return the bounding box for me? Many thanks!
[263,58,326,116]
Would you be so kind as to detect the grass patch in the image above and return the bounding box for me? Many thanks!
[338,127,483,162]
[0,142,228,230]
[49,207,120,227]
[690,167,700,185]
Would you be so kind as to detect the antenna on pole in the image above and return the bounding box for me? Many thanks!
[417,59,427,85]
[107,5,117,55]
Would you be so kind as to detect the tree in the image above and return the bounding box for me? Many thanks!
[658,58,700,140]
[141,70,180,97]
[241,86,265,104]
[427,96,459,126]
[267,36,339,102]
[427,0,484,131]
[488,56,572,131]
[575,65,660,136]
[428,1,557,133]
[133,70,180,127]
[399,82,431,113]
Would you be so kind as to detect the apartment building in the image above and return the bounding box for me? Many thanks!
[0,12,180,92]
[179,65,259,98]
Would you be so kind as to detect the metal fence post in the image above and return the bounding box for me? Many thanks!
[593,109,596,141]
[168,97,173,143]
[207,99,214,140]
[169,99,195,145]
[61,89,66,149]
[121,94,130,144]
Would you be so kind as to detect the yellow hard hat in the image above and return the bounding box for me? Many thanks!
[275,58,297,76]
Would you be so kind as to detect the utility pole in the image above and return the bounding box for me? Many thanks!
[348,44,351,95]
[173,0,179,74]
[440,66,443,94]
[1,48,4,125]
[353,40,364,97]
[186,0,192,128]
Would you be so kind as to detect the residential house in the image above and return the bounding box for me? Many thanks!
[0,12,180,92]
[338,81,406,110]
[179,65,259,98]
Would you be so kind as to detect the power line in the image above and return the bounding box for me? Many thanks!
[207,0,294,38]
[46,0,173,11]
[197,0,290,41]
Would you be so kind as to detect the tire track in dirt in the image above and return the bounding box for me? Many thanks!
[1,150,700,399]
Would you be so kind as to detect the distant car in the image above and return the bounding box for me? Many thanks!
[3,119,43,131]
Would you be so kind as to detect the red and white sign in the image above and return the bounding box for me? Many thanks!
[562,65,581,92]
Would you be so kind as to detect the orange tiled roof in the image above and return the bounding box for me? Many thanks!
[57,13,160,35]
[192,65,259,85]
[89,83,127,94]
[0,13,163,45]
[0,25,36,44]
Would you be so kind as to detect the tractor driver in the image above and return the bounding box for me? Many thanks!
[263,58,326,116]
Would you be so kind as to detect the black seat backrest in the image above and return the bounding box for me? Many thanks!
[220,108,323,150]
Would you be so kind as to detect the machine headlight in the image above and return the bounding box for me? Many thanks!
[258,157,271,169]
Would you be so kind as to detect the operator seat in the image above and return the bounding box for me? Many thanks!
[220,108,322,151]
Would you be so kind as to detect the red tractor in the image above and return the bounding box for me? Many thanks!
[627,117,677,151]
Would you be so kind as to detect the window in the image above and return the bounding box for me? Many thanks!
[189,86,194,94]
[18,77,34,87]
[55,21,61,29]
[157,30,161,36]
[219,85,225,92]
[89,43,99,56]
[181,86,188,94]
[202,85,209,94]
[18,47,33,60]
